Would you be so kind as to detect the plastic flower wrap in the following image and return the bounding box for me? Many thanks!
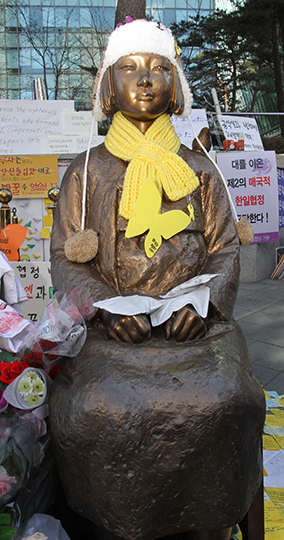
[0,465,16,496]
[4,369,51,410]
[16,289,94,370]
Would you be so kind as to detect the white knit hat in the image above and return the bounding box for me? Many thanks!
[92,19,193,121]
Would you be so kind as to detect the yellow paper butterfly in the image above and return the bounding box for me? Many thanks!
[125,178,194,258]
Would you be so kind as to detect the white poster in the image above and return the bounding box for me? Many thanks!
[0,99,74,155]
[11,261,52,322]
[217,115,264,151]
[171,109,210,149]
[216,150,279,243]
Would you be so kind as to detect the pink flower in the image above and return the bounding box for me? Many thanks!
[0,465,16,497]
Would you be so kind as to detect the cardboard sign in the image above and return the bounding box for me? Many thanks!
[0,154,58,198]
[217,115,264,151]
[171,109,210,149]
[216,150,279,243]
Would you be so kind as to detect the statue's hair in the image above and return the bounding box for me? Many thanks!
[100,63,184,118]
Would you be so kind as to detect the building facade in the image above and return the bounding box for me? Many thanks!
[0,0,215,109]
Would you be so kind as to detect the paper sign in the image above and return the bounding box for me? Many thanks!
[216,150,279,243]
[266,414,284,427]
[0,154,58,198]
[11,261,53,322]
[266,489,284,521]
[62,111,95,135]
[41,135,77,154]
[217,115,264,151]
[76,135,105,154]
[0,99,74,154]
[0,224,27,261]
[171,109,210,149]
[125,178,192,258]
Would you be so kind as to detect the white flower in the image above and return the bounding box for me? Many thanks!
[21,532,48,540]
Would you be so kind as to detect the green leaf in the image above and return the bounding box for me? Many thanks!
[0,352,15,364]
[0,515,10,526]
[0,526,16,540]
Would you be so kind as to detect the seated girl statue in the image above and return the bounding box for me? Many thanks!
[50,19,265,540]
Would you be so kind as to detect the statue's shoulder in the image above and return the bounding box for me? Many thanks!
[179,143,220,182]
[61,143,116,184]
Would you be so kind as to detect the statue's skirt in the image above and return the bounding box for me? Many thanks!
[50,320,265,540]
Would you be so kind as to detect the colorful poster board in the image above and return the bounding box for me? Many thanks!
[0,155,58,198]
[216,150,279,243]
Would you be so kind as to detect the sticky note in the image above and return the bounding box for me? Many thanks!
[44,215,53,227]
[263,435,281,451]
[41,228,50,239]
[266,414,284,427]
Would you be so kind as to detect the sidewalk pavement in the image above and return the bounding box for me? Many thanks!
[234,278,284,393]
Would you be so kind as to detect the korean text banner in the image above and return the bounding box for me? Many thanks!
[216,150,279,243]
[0,155,58,198]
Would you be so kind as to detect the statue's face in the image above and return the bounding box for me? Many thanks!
[112,53,173,123]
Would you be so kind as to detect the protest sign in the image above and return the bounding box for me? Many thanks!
[216,150,279,243]
[0,99,74,154]
[217,115,264,151]
[0,155,58,198]
[171,109,210,149]
[11,261,53,322]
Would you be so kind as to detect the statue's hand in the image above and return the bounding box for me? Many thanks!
[165,306,207,342]
[100,310,151,344]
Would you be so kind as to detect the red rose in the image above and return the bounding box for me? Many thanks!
[0,362,30,384]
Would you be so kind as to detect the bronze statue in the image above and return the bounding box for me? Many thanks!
[50,20,265,540]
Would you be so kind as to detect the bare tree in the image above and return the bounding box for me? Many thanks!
[115,0,146,27]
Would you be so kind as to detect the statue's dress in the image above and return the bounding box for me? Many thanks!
[50,143,265,540]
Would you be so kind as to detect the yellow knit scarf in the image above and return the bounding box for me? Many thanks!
[105,111,200,220]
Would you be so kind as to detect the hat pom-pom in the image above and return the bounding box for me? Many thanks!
[235,217,254,246]
[65,229,99,263]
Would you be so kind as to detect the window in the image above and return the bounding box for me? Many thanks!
[104,7,115,27]
[43,7,55,27]
[55,6,68,27]
[7,49,19,69]
[176,9,186,23]
[67,7,80,27]
[164,7,175,25]
[30,6,42,28]
[20,48,31,72]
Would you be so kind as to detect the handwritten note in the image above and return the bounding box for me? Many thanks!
[41,135,77,154]
[217,114,264,151]
[171,109,210,149]
[62,111,97,135]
